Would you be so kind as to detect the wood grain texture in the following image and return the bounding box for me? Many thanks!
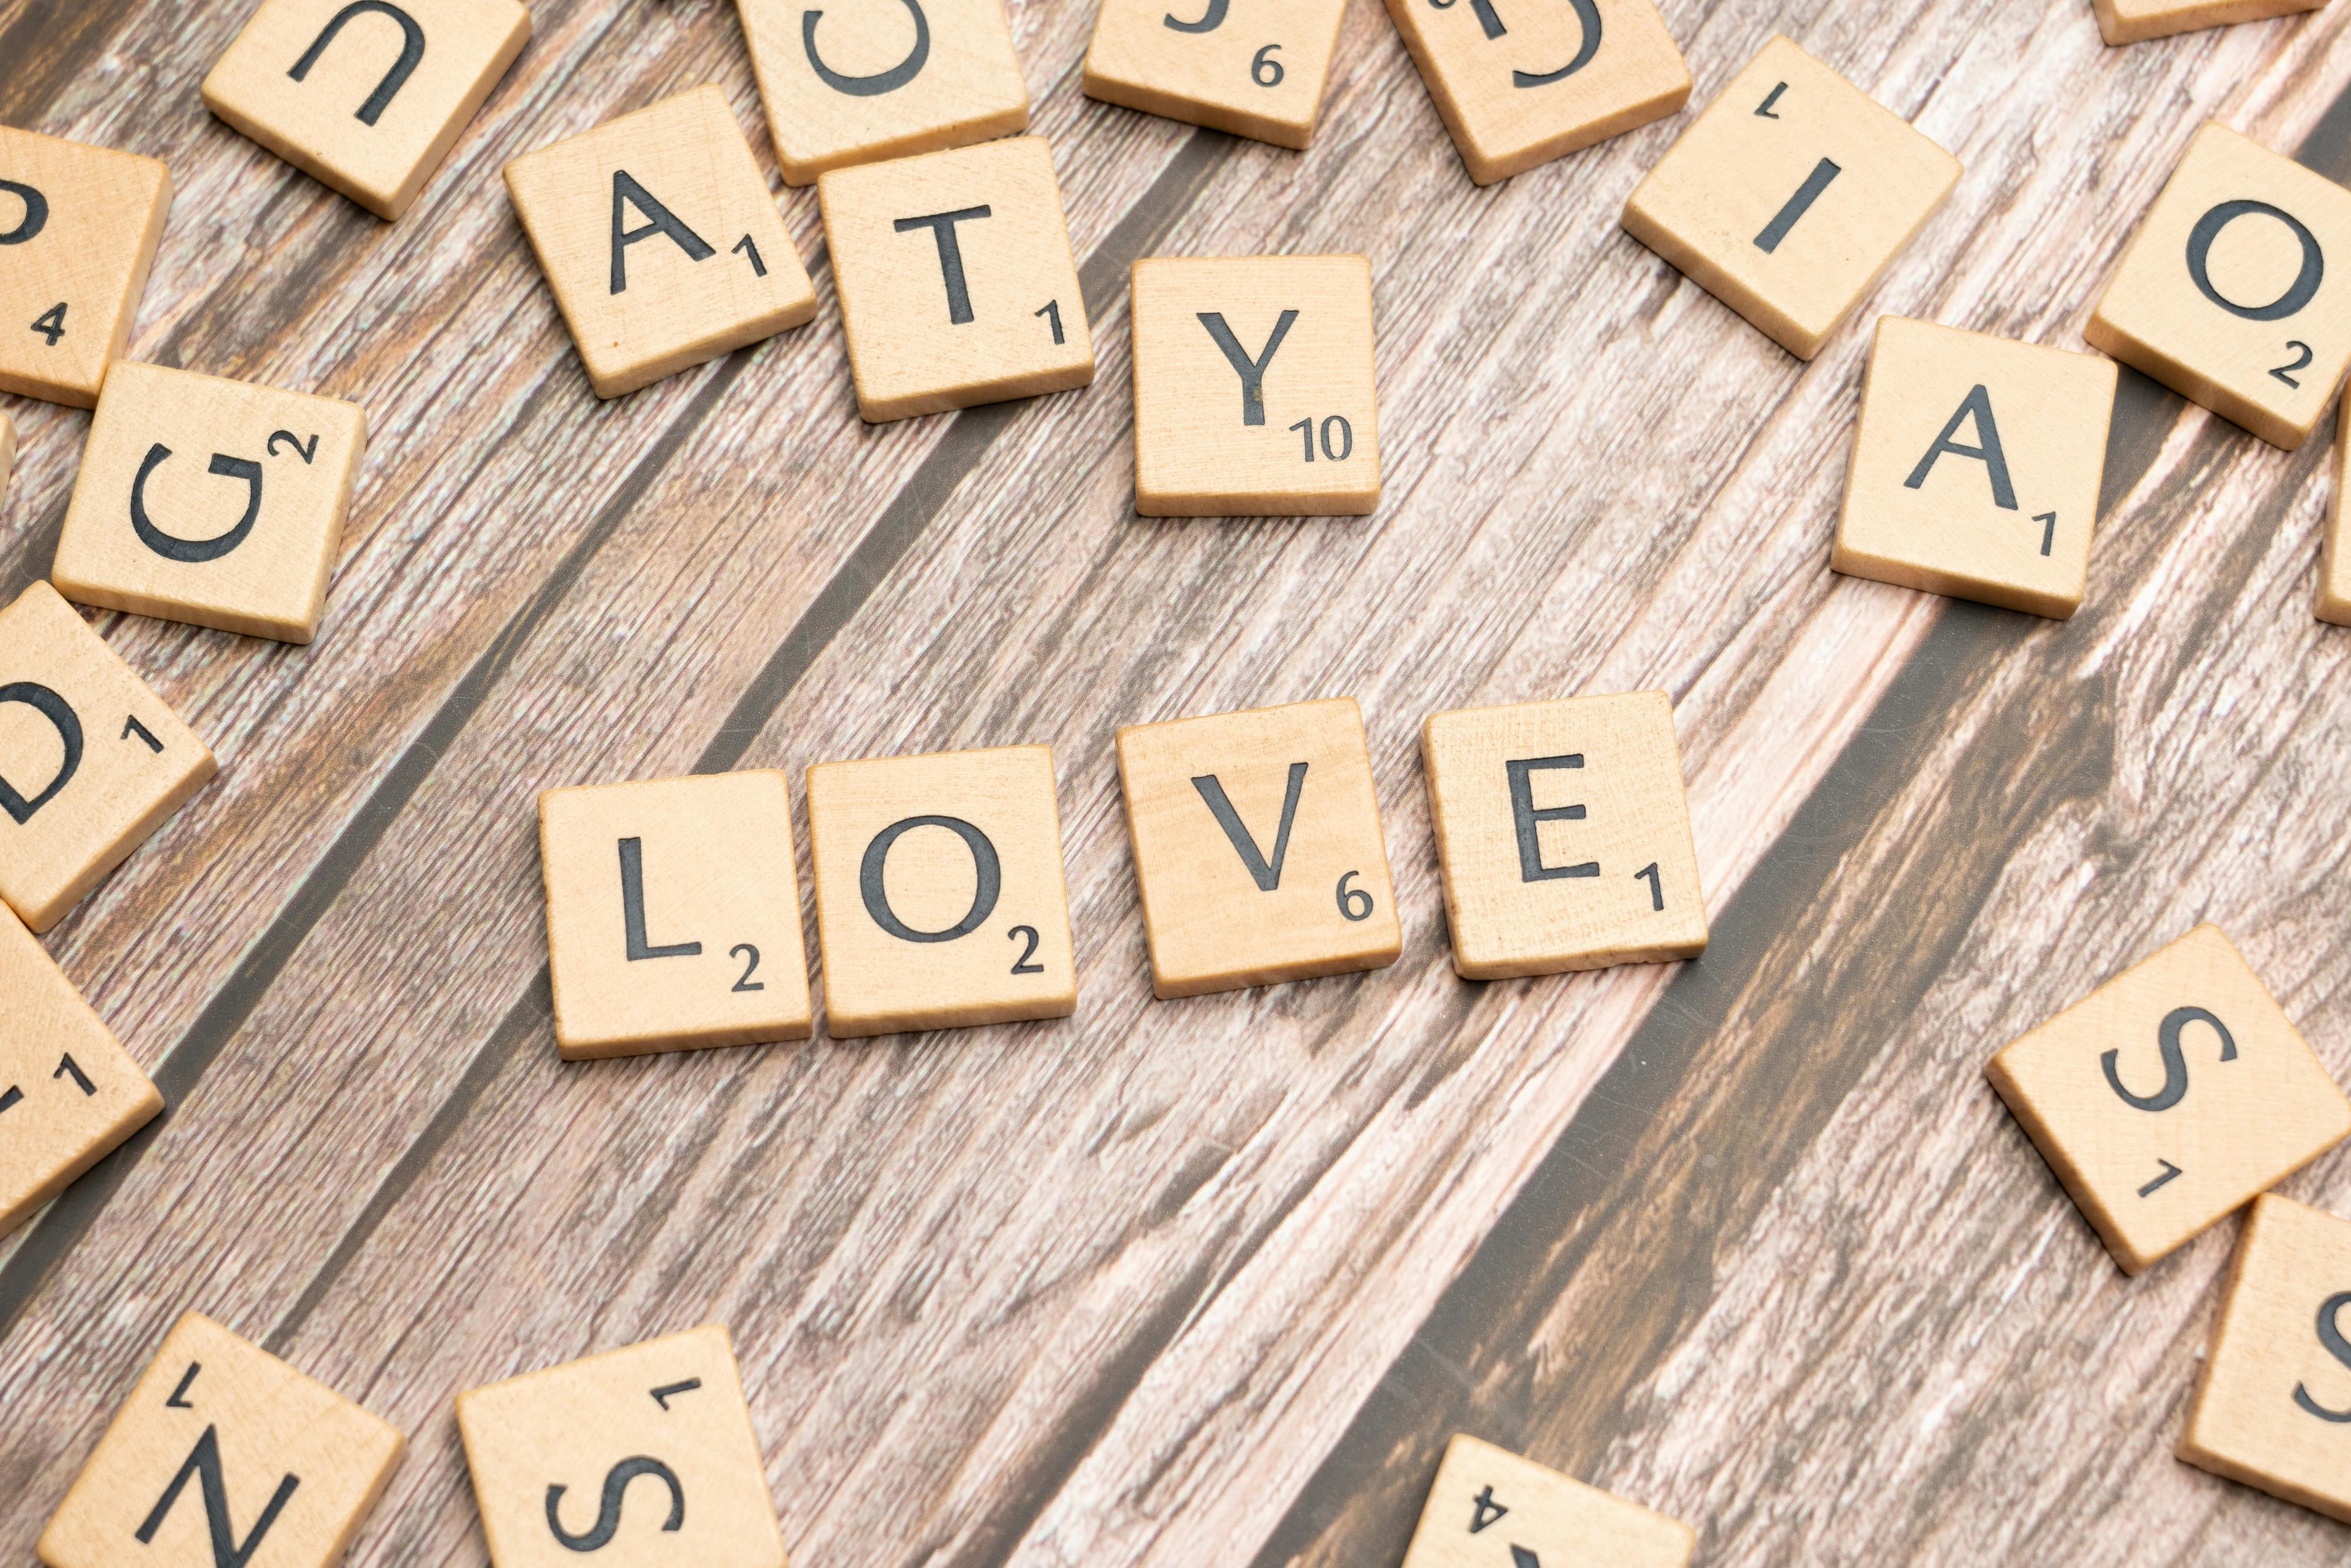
[2,2,2350,1566]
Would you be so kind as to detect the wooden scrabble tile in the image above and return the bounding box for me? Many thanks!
[1,411,13,504]
[52,362,366,643]
[735,0,1030,186]
[1420,691,1706,980]
[202,0,531,220]
[504,86,818,399]
[1116,697,1400,998]
[538,771,814,1061]
[2095,0,2327,45]
[0,582,215,932]
[818,136,1093,422]
[805,744,1075,1037]
[1620,35,1959,361]
[456,1325,783,1568]
[1403,1433,1694,1568]
[2323,392,2351,625]
[2087,122,2351,450]
[1382,0,1689,185]
[39,1310,405,1568]
[1987,925,2351,1275]
[1082,0,1347,151]
[1,905,160,1239]
[1129,254,1380,517]
[1831,317,2118,619]
[0,127,172,409]
[2181,1194,2351,1522]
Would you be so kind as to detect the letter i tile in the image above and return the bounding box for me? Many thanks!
[39,1311,406,1568]
[456,1325,784,1568]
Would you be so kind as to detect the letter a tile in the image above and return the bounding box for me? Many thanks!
[2181,1195,2351,1523]
[1420,691,1706,979]
[1987,925,2351,1275]
[819,136,1093,422]
[2095,0,2326,45]
[737,0,1030,186]
[538,771,814,1060]
[1403,1433,1694,1568]
[1118,698,1400,998]
[457,1325,784,1568]
[53,362,367,643]
[0,583,215,933]
[1383,0,1690,185]
[1832,317,2118,618]
[2325,394,2351,626]
[2089,122,2351,450]
[805,744,1075,1036]
[505,86,819,399]
[39,1310,406,1568]
[1621,35,1959,360]
[1,905,160,1239]
[0,126,173,409]
[1083,0,1349,150]
[203,0,531,220]
[1131,255,1380,516]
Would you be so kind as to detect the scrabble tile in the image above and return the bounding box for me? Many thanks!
[1116,697,1400,998]
[805,744,1075,1037]
[456,1325,783,1568]
[2087,122,2351,450]
[1403,1433,1694,1568]
[1130,254,1381,517]
[2095,0,2327,45]
[202,0,531,220]
[818,136,1093,422]
[1082,0,1347,151]
[1987,924,2351,1275]
[504,86,819,400]
[1831,317,2119,619]
[52,362,366,643]
[2181,1194,2351,1523]
[735,0,1030,185]
[2323,393,2351,625]
[39,1310,406,1568]
[1420,691,1706,980]
[1,905,160,1239]
[2,410,13,503]
[0,582,215,932]
[1382,0,1690,185]
[538,771,814,1061]
[0,127,172,409]
[1620,35,1960,361]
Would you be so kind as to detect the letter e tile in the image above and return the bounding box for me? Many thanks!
[2181,1195,2351,1524]
[39,1311,406,1568]
[1,906,161,1239]
[1987,925,2351,1275]
[1383,0,1690,185]
[1402,1433,1694,1568]
[737,0,1029,186]
[456,1325,784,1568]
[54,362,366,643]
[504,86,819,399]
[1117,697,1399,998]
[1420,690,1706,979]
[0,126,173,409]
[538,770,814,1059]
[203,0,531,220]
[1832,317,2118,618]
[804,744,1075,1036]
[818,137,1093,422]
[1620,35,1958,360]
[0,583,215,932]
[2088,122,2351,450]
[1131,255,1380,517]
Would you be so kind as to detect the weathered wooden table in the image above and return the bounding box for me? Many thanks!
[6,0,2350,1562]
